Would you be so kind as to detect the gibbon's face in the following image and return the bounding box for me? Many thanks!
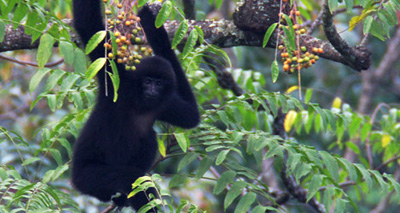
[142,76,166,102]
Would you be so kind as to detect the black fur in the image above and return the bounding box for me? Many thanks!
[71,0,200,211]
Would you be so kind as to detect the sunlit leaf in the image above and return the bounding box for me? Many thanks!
[172,19,188,49]
[155,1,172,28]
[381,133,391,148]
[285,85,298,94]
[37,33,55,68]
[262,23,277,48]
[85,57,106,80]
[332,97,342,109]
[85,30,106,55]
[0,20,5,42]
[271,60,279,83]
[284,110,297,132]
[29,68,51,92]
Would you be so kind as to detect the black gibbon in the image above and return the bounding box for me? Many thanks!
[71,0,200,211]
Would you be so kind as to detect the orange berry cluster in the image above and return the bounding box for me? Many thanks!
[280,46,322,73]
[278,10,324,73]
[103,0,152,71]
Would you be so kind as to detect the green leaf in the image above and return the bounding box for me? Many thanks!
[47,23,60,39]
[224,181,247,210]
[169,174,187,188]
[109,60,120,102]
[72,92,84,109]
[174,133,189,153]
[0,167,8,180]
[58,138,72,159]
[307,174,323,202]
[181,29,198,58]
[370,170,388,194]
[44,69,65,92]
[195,158,213,179]
[47,94,57,110]
[304,88,313,104]
[176,200,189,213]
[348,115,362,138]
[0,20,5,42]
[13,183,35,199]
[264,143,284,159]
[234,192,256,213]
[50,148,62,165]
[262,23,277,48]
[178,152,199,172]
[138,0,149,7]
[328,0,338,12]
[12,3,28,27]
[377,11,390,37]
[354,163,372,190]
[85,57,106,80]
[214,170,236,195]
[194,26,204,44]
[265,95,278,117]
[281,14,295,50]
[52,164,69,181]
[37,33,55,68]
[217,111,229,127]
[360,122,371,142]
[252,205,277,213]
[216,149,230,165]
[60,73,80,91]
[85,30,106,55]
[157,138,166,157]
[344,0,354,13]
[370,19,386,40]
[271,60,279,83]
[314,113,322,133]
[21,157,40,166]
[59,41,75,65]
[155,1,172,28]
[334,199,348,213]
[320,151,339,182]
[287,152,301,174]
[109,30,118,56]
[73,48,87,74]
[172,19,188,49]
[29,68,51,92]
[215,0,223,9]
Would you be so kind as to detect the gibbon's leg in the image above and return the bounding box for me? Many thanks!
[72,165,153,208]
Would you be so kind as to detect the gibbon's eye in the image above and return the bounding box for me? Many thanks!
[156,80,162,86]
[145,79,151,85]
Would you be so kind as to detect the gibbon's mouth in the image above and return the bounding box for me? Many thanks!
[145,95,159,100]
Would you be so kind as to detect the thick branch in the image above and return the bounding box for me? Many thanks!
[322,0,371,71]
[0,3,370,71]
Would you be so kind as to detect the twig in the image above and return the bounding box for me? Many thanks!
[101,204,116,213]
[318,180,356,192]
[375,155,400,171]
[308,6,363,35]
[0,54,64,68]
[366,103,390,168]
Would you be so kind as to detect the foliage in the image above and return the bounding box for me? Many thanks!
[0,0,399,212]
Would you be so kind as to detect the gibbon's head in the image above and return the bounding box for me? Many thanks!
[135,56,177,107]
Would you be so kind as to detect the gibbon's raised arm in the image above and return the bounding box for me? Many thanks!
[73,0,105,62]
[138,6,200,128]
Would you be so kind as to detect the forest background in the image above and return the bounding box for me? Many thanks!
[0,0,400,212]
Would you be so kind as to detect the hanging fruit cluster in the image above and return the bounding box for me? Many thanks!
[280,45,323,73]
[278,9,324,73]
[103,0,153,71]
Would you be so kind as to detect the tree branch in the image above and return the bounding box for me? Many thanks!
[0,1,372,71]
[322,0,371,71]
